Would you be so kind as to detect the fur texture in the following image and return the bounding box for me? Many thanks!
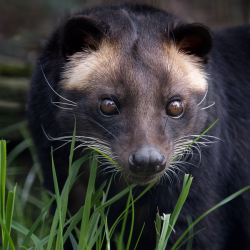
[28,3,250,249]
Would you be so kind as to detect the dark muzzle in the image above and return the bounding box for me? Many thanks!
[128,146,166,175]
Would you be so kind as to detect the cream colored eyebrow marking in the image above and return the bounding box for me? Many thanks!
[163,44,208,93]
[61,41,119,90]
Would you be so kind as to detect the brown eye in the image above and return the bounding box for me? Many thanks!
[99,99,119,116]
[166,100,184,118]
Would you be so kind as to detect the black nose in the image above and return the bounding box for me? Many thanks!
[128,146,166,175]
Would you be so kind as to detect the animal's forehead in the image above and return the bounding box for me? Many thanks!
[61,39,207,96]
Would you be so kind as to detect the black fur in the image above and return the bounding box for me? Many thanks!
[28,3,250,250]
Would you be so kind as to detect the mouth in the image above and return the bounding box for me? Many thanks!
[125,172,163,186]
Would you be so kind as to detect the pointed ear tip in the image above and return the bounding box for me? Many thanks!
[184,23,213,38]
[174,23,213,57]
[60,15,103,38]
[60,15,106,57]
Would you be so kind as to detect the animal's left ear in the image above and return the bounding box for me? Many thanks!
[173,23,213,59]
[60,15,108,57]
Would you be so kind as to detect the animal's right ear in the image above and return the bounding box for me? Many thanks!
[60,15,108,57]
[172,23,213,59]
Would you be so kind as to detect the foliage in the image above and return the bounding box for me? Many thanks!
[1,120,250,249]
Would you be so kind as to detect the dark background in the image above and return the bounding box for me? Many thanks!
[0,0,250,139]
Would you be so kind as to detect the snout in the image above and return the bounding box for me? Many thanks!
[128,146,166,175]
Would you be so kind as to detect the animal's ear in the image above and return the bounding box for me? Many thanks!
[173,23,213,59]
[61,15,107,57]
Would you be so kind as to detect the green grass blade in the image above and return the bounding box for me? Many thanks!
[0,140,7,225]
[155,210,162,249]
[186,216,194,250]
[38,210,47,240]
[68,152,91,189]
[12,221,43,250]
[91,181,107,207]
[85,212,101,248]
[3,186,16,250]
[69,233,78,250]
[157,213,171,250]
[88,179,111,250]
[68,116,76,173]
[20,165,37,207]
[174,228,206,250]
[78,152,98,250]
[102,215,110,250]
[46,209,59,250]
[172,119,218,162]
[88,146,117,167]
[165,175,193,241]
[0,140,7,248]
[88,223,105,250]
[171,185,250,250]
[117,194,130,248]
[20,127,43,183]
[134,222,145,250]
[48,135,89,249]
[30,229,59,248]
[59,153,90,236]
[0,215,15,250]
[62,164,100,243]
[22,195,55,247]
[63,178,99,245]
[126,188,135,250]
[50,148,64,250]
[63,207,84,244]
[109,181,156,238]
[95,183,136,214]
[47,149,81,250]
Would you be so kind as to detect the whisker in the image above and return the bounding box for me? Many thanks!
[53,141,72,152]
[40,62,76,105]
[74,113,120,141]
[52,102,73,110]
[197,86,208,106]
[201,102,216,110]
[51,100,77,106]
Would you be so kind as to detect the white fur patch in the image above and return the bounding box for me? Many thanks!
[164,44,208,93]
[61,41,119,90]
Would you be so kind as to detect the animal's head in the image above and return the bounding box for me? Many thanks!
[48,5,213,185]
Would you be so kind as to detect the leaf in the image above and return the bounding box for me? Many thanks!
[50,149,64,250]
[126,188,135,250]
[166,175,193,241]
[172,119,218,162]
[22,195,55,247]
[157,214,171,250]
[78,152,98,250]
[0,215,15,250]
[134,223,145,250]
[171,185,250,250]
[12,221,43,250]
[69,233,78,250]
[0,140,7,224]
[69,116,76,173]
[3,187,16,250]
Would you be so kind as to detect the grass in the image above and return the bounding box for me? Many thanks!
[1,120,250,250]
